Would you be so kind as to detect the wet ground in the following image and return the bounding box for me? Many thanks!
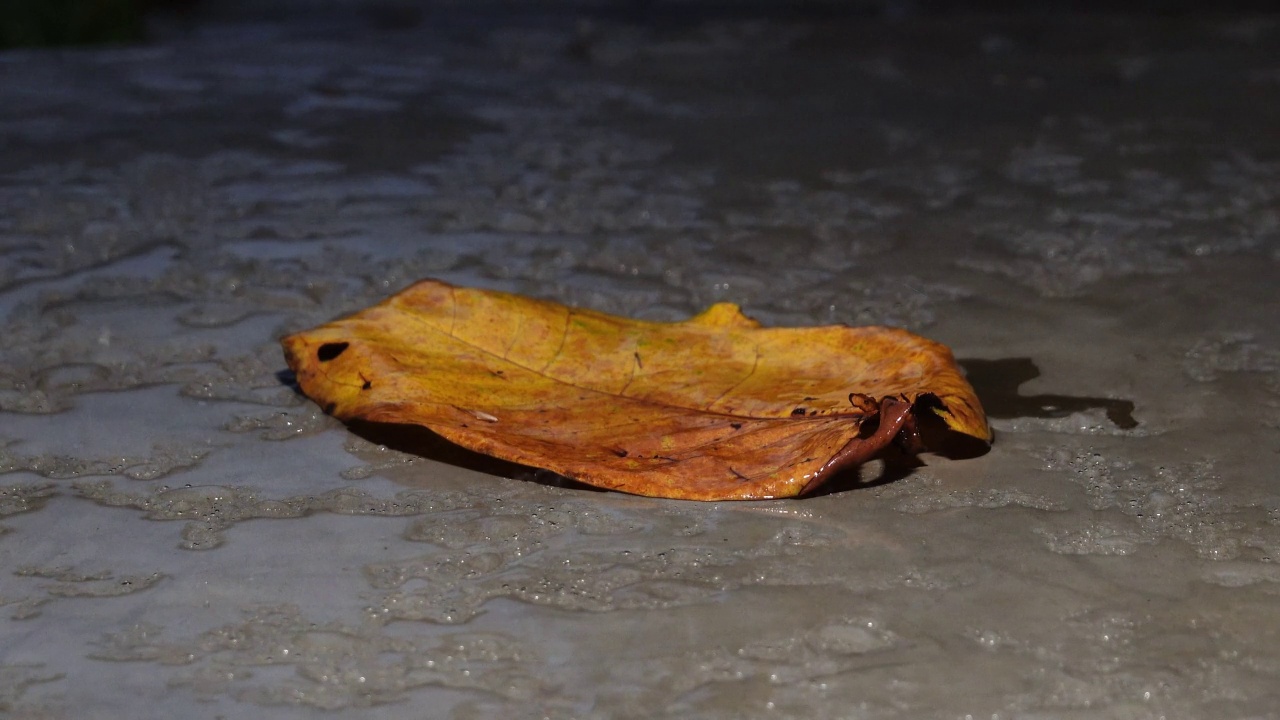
[2,5,1279,718]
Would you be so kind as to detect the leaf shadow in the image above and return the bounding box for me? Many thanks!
[277,369,303,395]
[344,419,610,494]
[800,396,991,498]
[814,357,1140,499]
[959,357,1137,429]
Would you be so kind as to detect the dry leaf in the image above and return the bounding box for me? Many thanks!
[282,279,989,500]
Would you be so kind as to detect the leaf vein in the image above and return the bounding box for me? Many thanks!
[541,307,572,374]
[706,345,761,411]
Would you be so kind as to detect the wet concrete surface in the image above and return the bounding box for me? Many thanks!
[1,5,1279,718]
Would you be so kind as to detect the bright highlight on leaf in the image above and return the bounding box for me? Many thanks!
[282,279,990,500]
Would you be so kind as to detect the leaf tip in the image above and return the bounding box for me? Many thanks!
[932,403,993,444]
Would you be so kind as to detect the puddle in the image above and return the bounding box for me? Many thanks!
[960,358,1138,430]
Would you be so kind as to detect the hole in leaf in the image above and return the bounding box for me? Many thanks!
[317,342,349,362]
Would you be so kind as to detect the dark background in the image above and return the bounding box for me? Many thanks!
[3,0,1278,49]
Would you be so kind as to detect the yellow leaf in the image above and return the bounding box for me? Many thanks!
[282,279,990,500]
